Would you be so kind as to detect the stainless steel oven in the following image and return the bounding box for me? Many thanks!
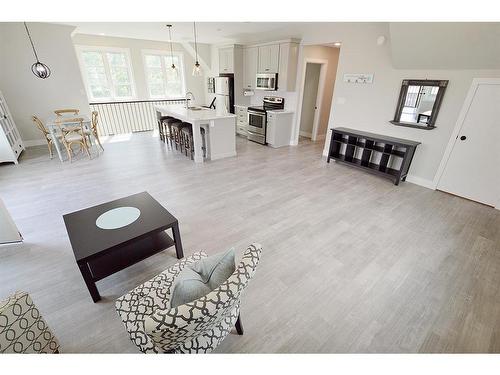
[256,73,278,91]
[247,109,267,144]
[247,96,284,145]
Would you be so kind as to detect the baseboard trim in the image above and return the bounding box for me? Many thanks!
[24,139,46,147]
[299,131,312,138]
[210,151,237,161]
[405,175,435,190]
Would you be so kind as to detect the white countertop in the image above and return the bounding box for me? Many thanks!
[268,109,294,114]
[155,105,236,122]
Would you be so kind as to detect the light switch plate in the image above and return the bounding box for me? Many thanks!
[343,73,374,84]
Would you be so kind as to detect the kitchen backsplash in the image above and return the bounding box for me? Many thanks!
[250,90,298,111]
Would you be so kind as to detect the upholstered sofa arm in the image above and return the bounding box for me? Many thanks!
[0,291,59,353]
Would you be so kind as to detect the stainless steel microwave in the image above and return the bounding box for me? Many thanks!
[255,73,278,91]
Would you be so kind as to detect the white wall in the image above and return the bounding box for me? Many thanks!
[0,23,90,144]
[319,23,500,185]
[72,34,208,106]
[390,23,500,70]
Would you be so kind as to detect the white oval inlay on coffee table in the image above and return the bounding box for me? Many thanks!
[95,207,141,230]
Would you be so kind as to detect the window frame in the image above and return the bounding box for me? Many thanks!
[76,45,137,102]
[141,49,187,100]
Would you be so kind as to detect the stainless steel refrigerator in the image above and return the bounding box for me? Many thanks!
[214,74,234,114]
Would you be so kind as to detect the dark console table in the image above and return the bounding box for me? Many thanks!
[327,127,420,185]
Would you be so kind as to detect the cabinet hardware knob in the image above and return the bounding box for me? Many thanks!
[460,135,467,141]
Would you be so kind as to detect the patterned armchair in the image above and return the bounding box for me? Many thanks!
[115,243,262,353]
[0,291,59,353]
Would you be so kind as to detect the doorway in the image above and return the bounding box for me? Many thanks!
[436,79,500,208]
[299,62,323,141]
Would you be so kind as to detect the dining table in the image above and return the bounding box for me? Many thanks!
[44,113,91,162]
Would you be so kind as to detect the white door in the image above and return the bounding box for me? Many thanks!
[437,82,500,207]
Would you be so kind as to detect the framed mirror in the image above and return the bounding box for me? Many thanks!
[390,79,448,130]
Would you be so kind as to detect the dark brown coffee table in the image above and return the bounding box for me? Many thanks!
[63,192,184,302]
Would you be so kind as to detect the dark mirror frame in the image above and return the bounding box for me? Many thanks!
[390,79,448,130]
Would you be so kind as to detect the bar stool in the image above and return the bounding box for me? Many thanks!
[163,118,181,147]
[156,112,171,142]
[200,127,207,158]
[180,123,194,160]
[170,120,187,151]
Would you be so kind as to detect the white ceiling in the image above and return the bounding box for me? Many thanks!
[65,22,500,69]
[66,22,336,45]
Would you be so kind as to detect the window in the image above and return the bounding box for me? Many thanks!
[77,47,136,101]
[143,51,186,99]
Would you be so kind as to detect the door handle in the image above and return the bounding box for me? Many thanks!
[459,135,467,141]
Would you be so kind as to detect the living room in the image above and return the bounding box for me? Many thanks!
[1,1,499,374]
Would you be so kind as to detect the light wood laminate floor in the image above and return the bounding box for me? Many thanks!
[1,133,499,353]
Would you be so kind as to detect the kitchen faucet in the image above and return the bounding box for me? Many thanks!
[185,92,195,109]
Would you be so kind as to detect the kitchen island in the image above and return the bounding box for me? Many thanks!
[155,105,237,163]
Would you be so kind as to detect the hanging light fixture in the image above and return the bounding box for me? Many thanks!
[24,22,51,79]
[192,22,202,77]
[166,24,178,76]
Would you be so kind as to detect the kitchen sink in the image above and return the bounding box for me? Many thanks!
[188,106,203,111]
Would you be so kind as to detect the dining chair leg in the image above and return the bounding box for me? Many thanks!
[174,129,179,150]
[64,143,72,163]
[82,138,91,159]
[94,133,104,151]
[158,121,164,141]
[47,140,53,159]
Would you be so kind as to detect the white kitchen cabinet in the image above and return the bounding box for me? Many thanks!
[243,47,258,89]
[234,105,248,137]
[258,44,280,73]
[218,47,234,74]
[266,111,294,148]
[0,90,24,164]
[277,42,299,91]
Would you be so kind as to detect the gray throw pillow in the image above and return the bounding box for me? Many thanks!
[169,248,235,309]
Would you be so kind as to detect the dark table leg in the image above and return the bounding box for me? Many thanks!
[78,262,101,303]
[172,222,184,259]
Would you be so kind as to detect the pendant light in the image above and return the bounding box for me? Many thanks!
[166,24,178,76]
[24,22,51,79]
[192,22,202,77]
